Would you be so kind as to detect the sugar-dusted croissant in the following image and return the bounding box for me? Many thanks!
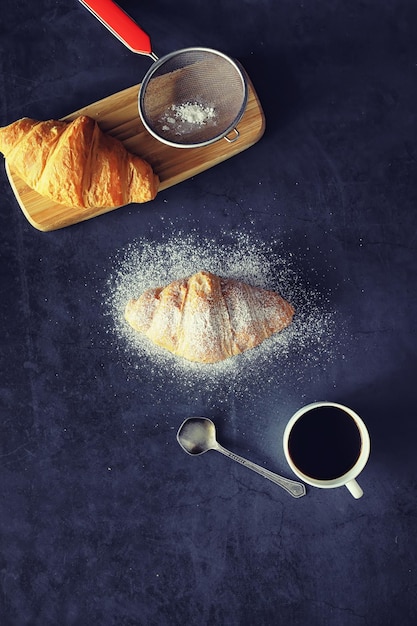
[0,115,159,208]
[125,270,295,363]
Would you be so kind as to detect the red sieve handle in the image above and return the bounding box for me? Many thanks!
[77,0,155,57]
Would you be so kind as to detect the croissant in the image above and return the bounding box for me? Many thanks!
[0,115,159,208]
[125,270,295,363]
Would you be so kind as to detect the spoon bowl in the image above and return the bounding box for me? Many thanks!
[177,417,218,455]
[177,417,306,498]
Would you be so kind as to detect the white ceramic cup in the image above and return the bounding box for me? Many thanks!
[283,401,370,499]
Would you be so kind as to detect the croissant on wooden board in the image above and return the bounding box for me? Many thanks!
[125,270,295,363]
[0,115,159,209]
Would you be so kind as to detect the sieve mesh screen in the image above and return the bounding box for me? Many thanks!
[139,48,247,147]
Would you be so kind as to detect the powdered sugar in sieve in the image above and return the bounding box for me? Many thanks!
[139,48,247,147]
[161,102,217,137]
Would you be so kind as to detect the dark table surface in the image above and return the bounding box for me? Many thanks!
[1,1,417,624]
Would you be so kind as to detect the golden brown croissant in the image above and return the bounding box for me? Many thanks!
[125,270,295,363]
[0,115,159,208]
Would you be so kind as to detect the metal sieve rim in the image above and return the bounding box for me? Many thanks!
[138,47,248,149]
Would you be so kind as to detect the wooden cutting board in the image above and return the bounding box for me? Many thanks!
[5,75,265,231]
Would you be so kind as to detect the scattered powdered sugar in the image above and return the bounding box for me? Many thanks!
[104,230,344,401]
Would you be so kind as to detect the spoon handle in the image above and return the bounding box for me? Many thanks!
[216,444,306,498]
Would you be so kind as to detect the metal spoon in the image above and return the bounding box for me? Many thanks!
[177,417,306,498]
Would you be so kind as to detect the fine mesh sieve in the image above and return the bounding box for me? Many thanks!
[78,2,248,148]
[138,48,248,148]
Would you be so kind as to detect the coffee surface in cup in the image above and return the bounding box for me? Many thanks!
[288,406,362,480]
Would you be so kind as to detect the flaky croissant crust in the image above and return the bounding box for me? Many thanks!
[0,115,159,209]
[125,270,295,363]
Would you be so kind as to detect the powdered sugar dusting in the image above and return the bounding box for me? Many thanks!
[104,230,342,397]
[125,271,294,363]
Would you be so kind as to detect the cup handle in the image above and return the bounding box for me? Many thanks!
[345,478,363,499]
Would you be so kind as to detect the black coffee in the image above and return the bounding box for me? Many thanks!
[288,406,362,480]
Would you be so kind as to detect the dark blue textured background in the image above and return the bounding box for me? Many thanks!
[1,1,417,624]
